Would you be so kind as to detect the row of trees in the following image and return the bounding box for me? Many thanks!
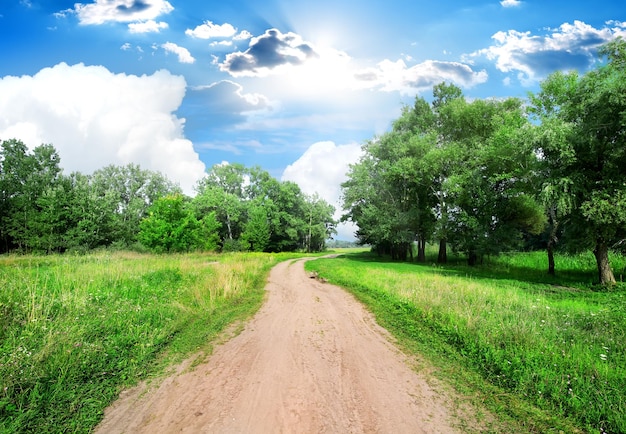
[0,141,336,254]
[342,39,626,285]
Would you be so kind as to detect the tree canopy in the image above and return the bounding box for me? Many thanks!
[0,143,336,254]
[342,38,626,285]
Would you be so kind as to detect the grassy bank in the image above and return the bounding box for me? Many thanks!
[306,250,626,433]
[0,251,304,433]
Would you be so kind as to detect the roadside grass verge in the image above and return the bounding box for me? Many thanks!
[0,250,311,433]
[306,250,626,434]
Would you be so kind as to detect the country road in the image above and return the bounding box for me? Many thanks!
[95,257,482,433]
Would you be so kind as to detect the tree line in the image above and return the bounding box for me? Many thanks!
[0,142,336,255]
[341,38,626,285]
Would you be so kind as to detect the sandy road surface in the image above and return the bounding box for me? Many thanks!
[96,258,473,433]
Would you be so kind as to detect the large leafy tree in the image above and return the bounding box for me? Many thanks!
[0,140,62,252]
[139,194,220,253]
[194,163,248,243]
[441,97,545,264]
[91,164,179,247]
[240,203,271,252]
[343,85,544,264]
[194,163,335,252]
[529,38,626,284]
[342,97,437,260]
[303,194,337,253]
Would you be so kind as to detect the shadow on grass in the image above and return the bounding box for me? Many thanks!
[338,250,625,296]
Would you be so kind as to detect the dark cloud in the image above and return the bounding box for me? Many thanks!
[512,50,591,75]
[116,0,151,15]
[220,29,318,76]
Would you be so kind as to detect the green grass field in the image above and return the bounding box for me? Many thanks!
[306,249,626,434]
[0,251,311,433]
[2,248,624,433]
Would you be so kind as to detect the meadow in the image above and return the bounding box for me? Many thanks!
[0,251,308,433]
[306,250,626,434]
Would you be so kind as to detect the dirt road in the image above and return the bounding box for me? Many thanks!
[96,258,478,433]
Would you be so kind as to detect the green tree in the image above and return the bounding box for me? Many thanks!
[303,194,337,253]
[194,163,335,253]
[342,97,438,260]
[139,194,218,253]
[529,38,626,284]
[441,97,545,264]
[91,164,179,247]
[194,163,249,242]
[241,204,271,252]
[0,140,62,252]
[343,86,544,265]
[194,211,222,252]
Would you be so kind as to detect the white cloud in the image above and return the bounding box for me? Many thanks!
[185,21,237,39]
[128,20,168,33]
[282,141,363,240]
[72,0,174,25]
[210,40,233,48]
[233,30,252,41]
[354,59,488,94]
[468,20,626,84]
[162,42,195,64]
[500,0,521,7]
[0,63,205,194]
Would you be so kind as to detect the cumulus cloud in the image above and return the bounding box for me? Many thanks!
[0,63,205,194]
[210,40,233,48]
[468,20,626,84]
[71,0,174,25]
[234,30,253,41]
[162,42,195,64]
[354,59,488,94]
[220,29,318,77]
[500,0,521,7]
[128,19,168,33]
[282,141,363,240]
[185,20,237,39]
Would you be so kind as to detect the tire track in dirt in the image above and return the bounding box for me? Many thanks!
[95,258,479,433]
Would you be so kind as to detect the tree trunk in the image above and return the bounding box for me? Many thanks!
[546,208,558,276]
[468,250,478,266]
[417,238,426,262]
[226,213,233,240]
[594,239,616,285]
[437,239,447,264]
[547,243,555,276]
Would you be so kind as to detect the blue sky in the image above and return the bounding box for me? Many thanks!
[1,0,624,239]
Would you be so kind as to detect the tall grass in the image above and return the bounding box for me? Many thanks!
[0,251,293,433]
[306,251,626,433]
